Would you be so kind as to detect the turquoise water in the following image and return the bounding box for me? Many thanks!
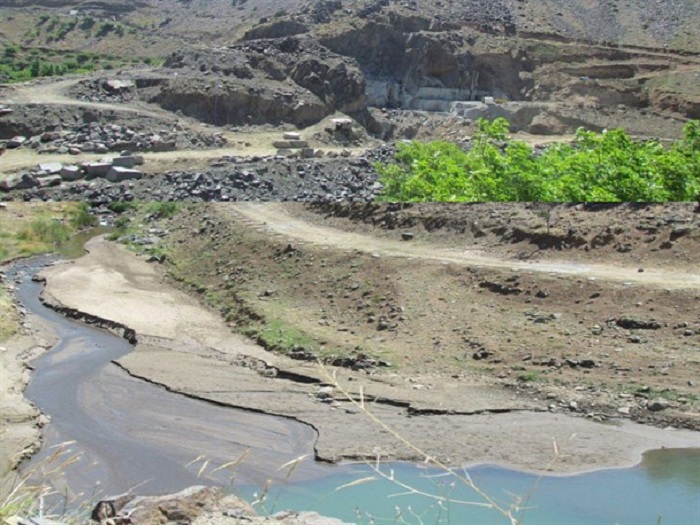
[242,449,700,525]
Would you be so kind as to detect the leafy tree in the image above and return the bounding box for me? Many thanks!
[376,118,700,203]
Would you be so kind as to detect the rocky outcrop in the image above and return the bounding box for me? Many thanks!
[154,37,367,128]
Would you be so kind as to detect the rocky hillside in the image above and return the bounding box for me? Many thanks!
[1,0,699,160]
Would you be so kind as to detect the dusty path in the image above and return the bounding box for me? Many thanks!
[2,78,165,117]
[227,203,700,290]
[31,236,700,476]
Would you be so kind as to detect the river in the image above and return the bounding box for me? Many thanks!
[11,254,700,524]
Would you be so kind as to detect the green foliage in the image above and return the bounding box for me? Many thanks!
[377,118,700,202]
[17,218,71,245]
[144,202,180,219]
[517,370,541,383]
[80,16,96,31]
[69,203,97,229]
[3,45,18,58]
[107,202,138,214]
[0,45,154,82]
[96,21,116,37]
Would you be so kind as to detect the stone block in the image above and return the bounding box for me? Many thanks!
[0,173,37,191]
[84,162,112,178]
[112,155,145,168]
[283,132,302,140]
[106,166,144,182]
[60,165,83,181]
[37,174,62,188]
[7,136,27,148]
[37,162,63,174]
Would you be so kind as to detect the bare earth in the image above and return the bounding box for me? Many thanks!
[29,235,699,476]
[0,311,56,493]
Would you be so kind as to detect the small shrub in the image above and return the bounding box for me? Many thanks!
[144,202,179,219]
[17,217,71,245]
[517,371,540,383]
[69,203,97,229]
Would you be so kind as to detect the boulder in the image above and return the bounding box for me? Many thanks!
[289,140,309,148]
[112,155,145,168]
[83,162,113,178]
[60,165,83,181]
[7,136,27,148]
[36,174,62,188]
[647,398,670,411]
[106,166,144,182]
[37,162,63,174]
[151,139,177,152]
[283,132,302,140]
[102,79,135,92]
[0,173,37,191]
[273,140,293,149]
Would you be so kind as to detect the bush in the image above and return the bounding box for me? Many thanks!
[17,218,71,245]
[144,202,179,219]
[377,118,700,202]
[3,45,18,58]
[69,203,97,229]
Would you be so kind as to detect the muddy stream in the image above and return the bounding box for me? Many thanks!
[12,256,327,507]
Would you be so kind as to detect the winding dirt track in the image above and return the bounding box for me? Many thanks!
[225,203,700,290]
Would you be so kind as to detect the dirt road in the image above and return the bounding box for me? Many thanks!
[226,203,700,290]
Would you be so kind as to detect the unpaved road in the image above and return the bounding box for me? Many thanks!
[226,203,700,290]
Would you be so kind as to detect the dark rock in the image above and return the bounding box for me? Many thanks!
[616,318,662,330]
[647,398,670,411]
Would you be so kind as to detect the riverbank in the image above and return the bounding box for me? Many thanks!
[0,261,57,495]
[35,235,699,475]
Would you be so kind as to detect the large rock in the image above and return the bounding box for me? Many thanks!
[112,155,145,168]
[102,79,135,92]
[60,165,83,181]
[7,136,27,148]
[0,173,37,191]
[106,166,144,182]
[90,486,352,525]
[647,398,670,411]
[83,162,113,178]
[36,174,62,188]
[37,162,63,174]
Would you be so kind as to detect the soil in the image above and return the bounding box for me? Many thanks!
[159,203,700,432]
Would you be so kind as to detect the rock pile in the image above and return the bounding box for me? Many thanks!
[2,122,227,155]
[0,155,145,192]
[70,78,137,104]
[3,148,396,202]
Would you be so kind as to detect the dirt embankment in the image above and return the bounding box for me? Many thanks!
[160,203,700,432]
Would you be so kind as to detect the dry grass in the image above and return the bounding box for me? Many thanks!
[0,442,85,524]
